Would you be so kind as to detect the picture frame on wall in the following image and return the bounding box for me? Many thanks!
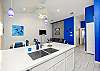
[12,25,24,36]
[55,28,60,35]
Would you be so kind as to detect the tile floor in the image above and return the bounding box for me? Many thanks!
[74,46,100,71]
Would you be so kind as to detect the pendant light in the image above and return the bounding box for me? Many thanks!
[8,0,14,17]
[44,17,48,24]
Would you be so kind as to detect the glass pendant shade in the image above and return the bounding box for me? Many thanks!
[44,19,48,23]
[44,17,48,24]
[8,8,14,17]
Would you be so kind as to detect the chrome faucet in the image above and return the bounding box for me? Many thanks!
[34,39,39,50]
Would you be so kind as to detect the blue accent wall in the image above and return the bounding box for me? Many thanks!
[85,5,94,23]
[94,0,100,62]
[81,21,85,28]
[64,17,74,45]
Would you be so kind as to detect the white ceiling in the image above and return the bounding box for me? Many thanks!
[2,0,93,23]
[45,0,93,22]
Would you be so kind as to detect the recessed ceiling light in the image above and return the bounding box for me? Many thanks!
[23,8,26,11]
[70,12,74,15]
[57,9,60,12]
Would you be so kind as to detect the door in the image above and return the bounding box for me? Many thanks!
[86,22,95,54]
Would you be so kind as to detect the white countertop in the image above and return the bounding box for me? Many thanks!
[0,42,74,71]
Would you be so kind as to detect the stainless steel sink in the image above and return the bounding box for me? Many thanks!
[43,48,59,54]
[28,50,49,60]
[28,48,59,60]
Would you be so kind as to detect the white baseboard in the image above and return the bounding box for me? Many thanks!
[86,51,95,55]
[95,61,100,64]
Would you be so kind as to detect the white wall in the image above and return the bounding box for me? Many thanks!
[74,15,83,46]
[0,0,2,48]
[0,0,3,49]
[74,14,85,46]
[0,0,2,18]
[3,13,52,49]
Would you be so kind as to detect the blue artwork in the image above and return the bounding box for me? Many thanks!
[12,25,24,36]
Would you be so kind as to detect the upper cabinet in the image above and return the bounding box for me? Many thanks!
[85,5,94,23]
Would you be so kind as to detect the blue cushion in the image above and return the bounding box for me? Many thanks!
[14,42,23,48]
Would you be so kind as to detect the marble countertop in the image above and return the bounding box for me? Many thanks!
[0,42,74,71]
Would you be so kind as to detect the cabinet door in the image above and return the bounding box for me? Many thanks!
[66,54,74,71]
[54,60,65,71]
[30,66,42,71]
[30,63,47,71]
[47,67,54,71]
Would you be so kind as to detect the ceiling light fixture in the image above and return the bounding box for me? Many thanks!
[44,17,48,24]
[57,9,60,12]
[23,8,26,11]
[8,0,14,17]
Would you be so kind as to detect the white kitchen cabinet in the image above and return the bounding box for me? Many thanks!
[46,59,65,71]
[30,56,65,71]
[47,67,54,71]
[30,62,47,71]
[54,60,65,71]
[66,54,74,71]
[28,48,74,71]
[30,66,44,71]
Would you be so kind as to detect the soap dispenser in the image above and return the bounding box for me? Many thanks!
[36,41,39,50]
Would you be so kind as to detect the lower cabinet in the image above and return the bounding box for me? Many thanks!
[45,59,65,71]
[30,62,47,71]
[66,53,74,71]
[30,59,65,71]
[28,48,74,71]
[47,67,54,71]
[54,60,65,71]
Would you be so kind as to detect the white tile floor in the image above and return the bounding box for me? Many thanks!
[74,46,100,71]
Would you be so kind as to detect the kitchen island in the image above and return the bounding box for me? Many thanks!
[0,42,74,71]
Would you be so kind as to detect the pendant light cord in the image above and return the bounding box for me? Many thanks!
[11,0,12,8]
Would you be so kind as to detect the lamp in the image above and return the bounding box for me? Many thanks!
[8,0,14,17]
[8,8,14,17]
[44,17,48,24]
